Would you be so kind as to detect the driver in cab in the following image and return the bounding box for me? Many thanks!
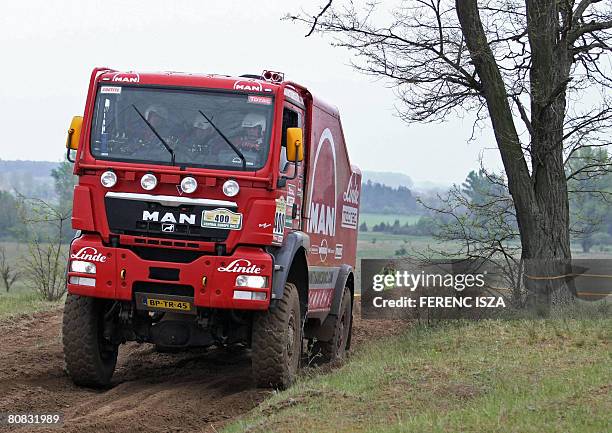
[199,112,267,168]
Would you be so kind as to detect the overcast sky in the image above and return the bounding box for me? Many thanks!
[0,0,503,185]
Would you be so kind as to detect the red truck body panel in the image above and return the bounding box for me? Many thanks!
[303,95,361,311]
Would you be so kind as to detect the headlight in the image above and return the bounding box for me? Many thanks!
[235,275,268,288]
[141,173,158,191]
[180,176,198,194]
[100,171,117,188]
[223,179,239,197]
[70,260,97,274]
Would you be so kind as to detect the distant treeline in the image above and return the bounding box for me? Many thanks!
[0,160,59,201]
[360,180,421,214]
[359,217,437,236]
[0,161,75,242]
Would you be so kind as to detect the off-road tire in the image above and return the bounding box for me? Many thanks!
[311,287,352,363]
[62,294,118,388]
[251,282,301,389]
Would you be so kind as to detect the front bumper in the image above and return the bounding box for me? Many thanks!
[67,234,273,310]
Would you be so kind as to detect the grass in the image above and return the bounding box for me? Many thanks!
[0,289,60,317]
[0,241,64,318]
[225,307,611,433]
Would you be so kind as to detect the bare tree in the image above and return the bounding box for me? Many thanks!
[17,196,71,301]
[416,165,526,306]
[0,246,19,292]
[290,0,612,304]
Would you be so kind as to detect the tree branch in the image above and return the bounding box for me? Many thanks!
[305,0,333,37]
[569,20,612,44]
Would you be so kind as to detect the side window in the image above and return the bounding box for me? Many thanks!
[280,107,302,173]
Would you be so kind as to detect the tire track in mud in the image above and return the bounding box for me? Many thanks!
[0,305,404,433]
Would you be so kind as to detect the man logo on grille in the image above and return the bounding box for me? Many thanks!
[162,223,175,232]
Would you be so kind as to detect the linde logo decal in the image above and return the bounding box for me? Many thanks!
[217,259,262,274]
[142,210,196,225]
[341,173,360,230]
[233,80,262,92]
[343,173,360,205]
[71,247,107,263]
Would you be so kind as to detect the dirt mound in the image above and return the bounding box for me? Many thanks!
[0,304,405,433]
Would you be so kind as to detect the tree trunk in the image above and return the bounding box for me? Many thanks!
[524,0,573,308]
[456,0,573,310]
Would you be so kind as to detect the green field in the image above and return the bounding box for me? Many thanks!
[359,212,422,228]
[226,307,611,433]
[357,232,457,259]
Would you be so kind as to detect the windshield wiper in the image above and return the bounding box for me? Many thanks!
[132,104,176,165]
[198,110,246,170]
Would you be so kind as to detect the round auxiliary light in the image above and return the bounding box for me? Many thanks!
[100,170,117,188]
[222,179,240,197]
[180,176,198,194]
[140,173,158,191]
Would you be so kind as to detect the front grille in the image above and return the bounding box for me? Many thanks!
[105,197,230,241]
[130,246,204,263]
[149,267,180,281]
[133,281,194,297]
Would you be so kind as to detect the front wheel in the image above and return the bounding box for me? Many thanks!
[62,294,118,388]
[251,282,302,389]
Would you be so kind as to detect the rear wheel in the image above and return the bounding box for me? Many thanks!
[251,282,302,389]
[311,287,352,363]
[62,294,118,388]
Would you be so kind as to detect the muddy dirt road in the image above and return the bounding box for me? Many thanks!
[0,304,402,433]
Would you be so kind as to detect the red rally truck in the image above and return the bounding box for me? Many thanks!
[62,68,361,388]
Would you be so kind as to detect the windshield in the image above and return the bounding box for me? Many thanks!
[90,85,274,170]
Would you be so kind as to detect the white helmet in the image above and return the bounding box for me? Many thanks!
[242,113,266,132]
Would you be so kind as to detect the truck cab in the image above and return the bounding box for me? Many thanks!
[63,68,361,389]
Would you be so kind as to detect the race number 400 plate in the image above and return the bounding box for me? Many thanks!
[201,208,243,230]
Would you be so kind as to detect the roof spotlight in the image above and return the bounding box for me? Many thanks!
[262,70,284,83]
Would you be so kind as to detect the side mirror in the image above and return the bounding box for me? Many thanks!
[66,116,83,150]
[66,116,83,163]
[277,127,304,188]
[286,127,303,162]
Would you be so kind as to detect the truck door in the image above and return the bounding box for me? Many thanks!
[279,103,305,231]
